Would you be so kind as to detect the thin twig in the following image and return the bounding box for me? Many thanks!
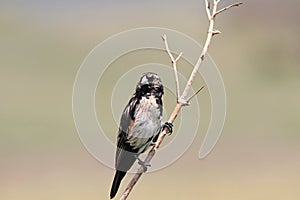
[214,2,243,18]
[211,29,222,35]
[162,34,182,101]
[162,34,175,61]
[205,0,211,19]
[119,1,242,199]
[186,86,205,103]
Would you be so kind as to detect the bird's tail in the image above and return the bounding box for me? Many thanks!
[110,170,126,199]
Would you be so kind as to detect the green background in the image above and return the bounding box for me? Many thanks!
[1,0,299,199]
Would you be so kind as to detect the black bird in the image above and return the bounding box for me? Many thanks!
[110,72,172,199]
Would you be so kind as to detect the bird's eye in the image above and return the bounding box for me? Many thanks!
[140,84,150,93]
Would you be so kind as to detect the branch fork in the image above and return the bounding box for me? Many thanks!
[119,1,242,199]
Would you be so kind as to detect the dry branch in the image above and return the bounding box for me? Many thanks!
[119,1,242,199]
[186,86,205,104]
[214,2,243,18]
[205,0,211,19]
[120,104,182,200]
[162,34,182,100]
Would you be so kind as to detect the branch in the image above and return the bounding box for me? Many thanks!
[119,1,242,199]
[214,2,243,18]
[180,1,242,103]
[120,104,182,200]
[162,34,182,101]
[186,86,205,104]
[180,3,216,102]
[205,0,211,19]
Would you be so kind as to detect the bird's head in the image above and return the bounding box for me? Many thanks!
[135,72,164,98]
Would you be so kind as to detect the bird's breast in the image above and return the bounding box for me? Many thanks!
[127,96,162,153]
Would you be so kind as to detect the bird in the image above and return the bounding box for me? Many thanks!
[110,72,173,199]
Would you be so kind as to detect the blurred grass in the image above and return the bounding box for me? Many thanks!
[1,0,300,199]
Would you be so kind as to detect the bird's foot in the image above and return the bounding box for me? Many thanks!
[135,155,151,172]
[163,122,173,135]
[150,141,157,146]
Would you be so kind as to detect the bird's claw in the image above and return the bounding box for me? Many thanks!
[163,122,173,135]
[138,160,151,172]
[135,155,151,172]
[150,141,157,146]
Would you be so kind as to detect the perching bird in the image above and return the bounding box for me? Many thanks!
[110,72,173,199]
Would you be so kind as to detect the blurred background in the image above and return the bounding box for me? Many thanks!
[1,0,299,199]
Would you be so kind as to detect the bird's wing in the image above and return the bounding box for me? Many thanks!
[118,95,138,140]
[115,95,139,170]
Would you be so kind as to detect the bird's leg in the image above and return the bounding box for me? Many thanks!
[149,141,157,146]
[151,122,174,146]
[162,122,173,135]
[134,155,151,172]
[150,133,160,146]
